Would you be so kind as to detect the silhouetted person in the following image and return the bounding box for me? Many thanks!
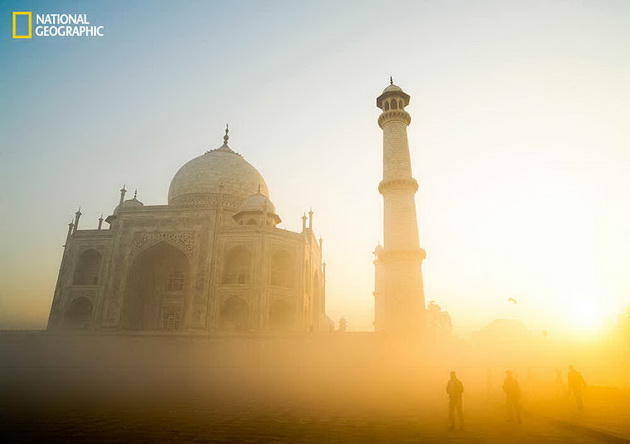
[568,365,586,414]
[502,370,522,424]
[446,371,464,430]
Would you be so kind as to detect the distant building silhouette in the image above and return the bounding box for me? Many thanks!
[338,316,347,332]
[426,301,453,340]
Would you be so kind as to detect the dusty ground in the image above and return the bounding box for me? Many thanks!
[0,332,626,443]
[2,394,606,443]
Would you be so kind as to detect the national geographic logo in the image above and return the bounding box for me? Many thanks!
[12,12,32,38]
[12,12,105,38]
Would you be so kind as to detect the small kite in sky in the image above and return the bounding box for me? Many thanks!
[508,297,518,304]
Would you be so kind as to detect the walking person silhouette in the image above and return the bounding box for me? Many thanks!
[503,370,523,424]
[446,371,464,431]
[568,365,586,415]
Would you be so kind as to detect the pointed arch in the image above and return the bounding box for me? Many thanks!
[73,249,102,285]
[121,241,189,331]
[223,246,252,284]
[132,238,190,261]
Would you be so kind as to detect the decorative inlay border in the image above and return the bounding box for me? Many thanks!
[68,289,97,302]
[170,192,242,209]
[130,231,195,257]
[378,110,411,128]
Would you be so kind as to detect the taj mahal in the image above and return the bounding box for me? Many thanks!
[48,81,427,335]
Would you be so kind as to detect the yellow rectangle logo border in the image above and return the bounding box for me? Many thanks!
[12,12,32,39]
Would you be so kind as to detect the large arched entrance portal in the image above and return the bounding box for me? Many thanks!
[122,242,189,331]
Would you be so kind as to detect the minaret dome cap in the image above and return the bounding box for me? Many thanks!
[377,82,410,109]
[382,83,403,94]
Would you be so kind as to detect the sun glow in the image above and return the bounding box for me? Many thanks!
[567,298,607,333]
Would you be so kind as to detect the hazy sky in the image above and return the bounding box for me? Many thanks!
[2,0,629,334]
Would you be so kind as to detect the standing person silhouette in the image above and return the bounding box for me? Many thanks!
[446,371,464,430]
[502,370,522,424]
[568,365,586,414]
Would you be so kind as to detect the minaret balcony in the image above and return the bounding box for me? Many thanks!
[378,110,411,128]
[378,178,419,194]
[376,248,426,263]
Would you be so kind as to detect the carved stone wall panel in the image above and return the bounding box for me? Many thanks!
[217,289,253,305]
[171,193,220,207]
[102,233,139,326]
[221,239,256,252]
[65,288,98,307]
[122,215,212,230]
[188,228,210,329]
[130,231,195,258]
[268,288,298,301]
[92,242,116,328]
[75,244,108,256]
[269,240,300,257]
[170,193,242,210]
[192,305,207,326]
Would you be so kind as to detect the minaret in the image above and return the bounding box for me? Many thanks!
[119,185,127,206]
[374,79,426,334]
[73,207,82,234]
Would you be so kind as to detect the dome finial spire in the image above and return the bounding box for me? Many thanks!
[390,76,393,85]
[223,124,229,146]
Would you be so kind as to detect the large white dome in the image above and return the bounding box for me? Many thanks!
[168,144,269,207]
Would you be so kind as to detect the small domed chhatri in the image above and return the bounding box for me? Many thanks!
[234,187,281,227]
[239,188,277,214]
[376,78,412,132]
[105,187,143,228]
[168,126,269,207]
[121,190,144,209]
[48,125,326,335]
